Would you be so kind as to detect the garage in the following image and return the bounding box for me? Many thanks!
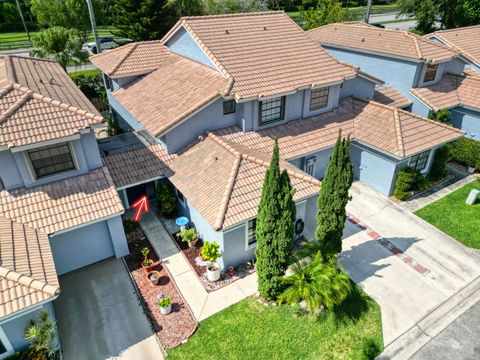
[49,220,116,275]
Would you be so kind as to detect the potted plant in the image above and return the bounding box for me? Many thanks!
[179,227,198,248]
[147,270,161,286]
[158,295,172,315]
[201,241,222,282]
[141,247,154,272]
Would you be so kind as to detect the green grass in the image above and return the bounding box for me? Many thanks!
[415,180,480,249]
[168,286,383,360]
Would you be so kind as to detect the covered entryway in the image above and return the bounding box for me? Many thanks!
[125,181,157,207]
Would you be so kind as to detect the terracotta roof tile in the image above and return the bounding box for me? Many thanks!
[411,74,480,111]
[165,11,357,100]
[113,54,229,136]
[215,97,463,159]
[0,167,123,235]
[374,86,412,108]
[90,41,170,77]
[464,68,480,78]
[429,26,480,67]
[309,22,460,63]
[102,144,176,189]
[0,216,59,318]
[169,133,320,230]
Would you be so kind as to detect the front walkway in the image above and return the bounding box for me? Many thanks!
[54,258,164,360]
[344,182,480,347]
[139,212,257,322]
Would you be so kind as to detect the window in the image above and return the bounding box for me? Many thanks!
[409,150,430,171]
[259,96,285,125]
[247,218,257,246]
[304,156,317,176]
[423,63,438,83]
[310,87,329,111]
[104,75,113,90]
[28,142,75,178]
[176,189,185,203]
[223,100,236,115]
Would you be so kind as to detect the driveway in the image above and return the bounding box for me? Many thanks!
[340,182,480,346]
[54,258,164,360]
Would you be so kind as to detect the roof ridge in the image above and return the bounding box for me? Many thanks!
[0,89,32,125]
[409,33,423,59]
[392,108,405,157]
[180,10,285,20]
[109,42,138,76]
[397,104,465,134]
[213,153,241,230]
[0,266,59,297]
[4,55,16,82]
[433,24,480,34]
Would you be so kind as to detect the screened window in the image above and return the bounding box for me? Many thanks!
[304,156,317,176]
[223,100,236,115]
[409,150,430,171]
[28,142,75,178]
[259,96,285,125]
[247,218,257,246]
[310,87,329,111]
[423,63,438,83]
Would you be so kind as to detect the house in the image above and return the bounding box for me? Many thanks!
[0,55,129,355]
[308,22,480,140]
[92,12,463,271]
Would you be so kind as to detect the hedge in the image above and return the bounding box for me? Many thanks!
[69,69,106,102]
[393,167,419,200]
[429,146,450,181]
[447,137,480,170]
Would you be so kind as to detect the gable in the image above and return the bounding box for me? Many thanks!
[165,26,216,69]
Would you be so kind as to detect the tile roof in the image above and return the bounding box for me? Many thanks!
[429,26,480,67]
[309,22,461,63]
[0,216,59,318]
[113,53,230,136]
[0,167,124,235]
[163,11,357,100]
[1,56,99,114]
[464,68,480,78]
[411,74,480,111]
[214,97,463,159]
[0,83,103,148]
[374,86,412,108]
[169,133,320,230]
[90,41,170,78]
[102,143,176,189]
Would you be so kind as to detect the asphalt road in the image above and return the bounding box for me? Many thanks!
[410,300,480,360]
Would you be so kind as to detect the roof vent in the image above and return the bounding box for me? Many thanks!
[48,76,56,85]
[361,38,365,42]
[264,26,267,30]
[198,134,205,141]
[225,30,230,35]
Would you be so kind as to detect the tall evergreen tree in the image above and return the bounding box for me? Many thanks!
[256,139,296,301]
[315,132,353,257]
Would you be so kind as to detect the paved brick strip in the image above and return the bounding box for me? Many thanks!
[347,214,430,275]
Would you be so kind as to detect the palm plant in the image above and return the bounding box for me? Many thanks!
[278,252,351,314]
[30,26,88,71]
[24,311,56,359]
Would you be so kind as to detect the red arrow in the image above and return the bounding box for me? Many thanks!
[132,196,149,222]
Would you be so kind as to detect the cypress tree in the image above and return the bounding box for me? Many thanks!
[315,132,354,257]
[256,139,296,301]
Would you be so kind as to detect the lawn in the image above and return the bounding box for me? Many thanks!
[416,180,480,249]
[168,286,383,360]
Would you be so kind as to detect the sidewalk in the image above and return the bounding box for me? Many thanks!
[139,212,257,322]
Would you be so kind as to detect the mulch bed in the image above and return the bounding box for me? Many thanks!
[124,224,197,349]
[171,231,255,292]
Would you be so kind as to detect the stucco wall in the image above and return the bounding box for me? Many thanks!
[451,107,480,140]
[0,150,23,190]
[49,216,127,275]
[111,76,140,91]
[165,26,216,69]
[108,92,145,131]
[444,58,466,75]
[340,77,376,100]
[289,147,334,180]
[1,302,57,352]
[410,95,432,117]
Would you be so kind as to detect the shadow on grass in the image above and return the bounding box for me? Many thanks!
[332,283,370,324]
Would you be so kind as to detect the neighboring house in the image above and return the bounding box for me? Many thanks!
[91,12,463,271]
[0,55,129,356]
[308,22,470,116]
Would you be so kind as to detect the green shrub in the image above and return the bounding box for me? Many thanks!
[179,227,197,244]
[122,219,138,235]
[428,109,452,125]
[70,69,106,99]
[156,183,177,218]
[429,147,450,181]
[447,138,480,170]
[393,168,419,200]
[201,241,222,263]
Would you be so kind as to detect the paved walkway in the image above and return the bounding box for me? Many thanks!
[345,182,480,348]
[139,212,257,322]
[54,258,164,360]
[401,174,477,212]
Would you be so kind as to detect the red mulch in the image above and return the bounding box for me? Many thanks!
[124,225,197,349]
[173,234,205,277]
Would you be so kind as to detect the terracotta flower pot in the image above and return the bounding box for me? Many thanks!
[147,270,161,286]
[142,259,155,273]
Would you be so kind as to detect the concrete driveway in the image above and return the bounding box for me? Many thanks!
[340,182,480,346]
[54,258,164,360]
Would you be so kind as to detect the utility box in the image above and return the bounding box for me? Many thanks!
[465,189,480,205]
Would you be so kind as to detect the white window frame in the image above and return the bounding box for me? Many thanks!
[422,63,438,83]
[259,96,286,126]
[223,100,236,115]
[304,156,317,177]
[0,326,14,359]
[309,87,329,111]
[245,218,257,251]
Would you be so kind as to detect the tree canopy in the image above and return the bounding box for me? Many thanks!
[300,0,357,30]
